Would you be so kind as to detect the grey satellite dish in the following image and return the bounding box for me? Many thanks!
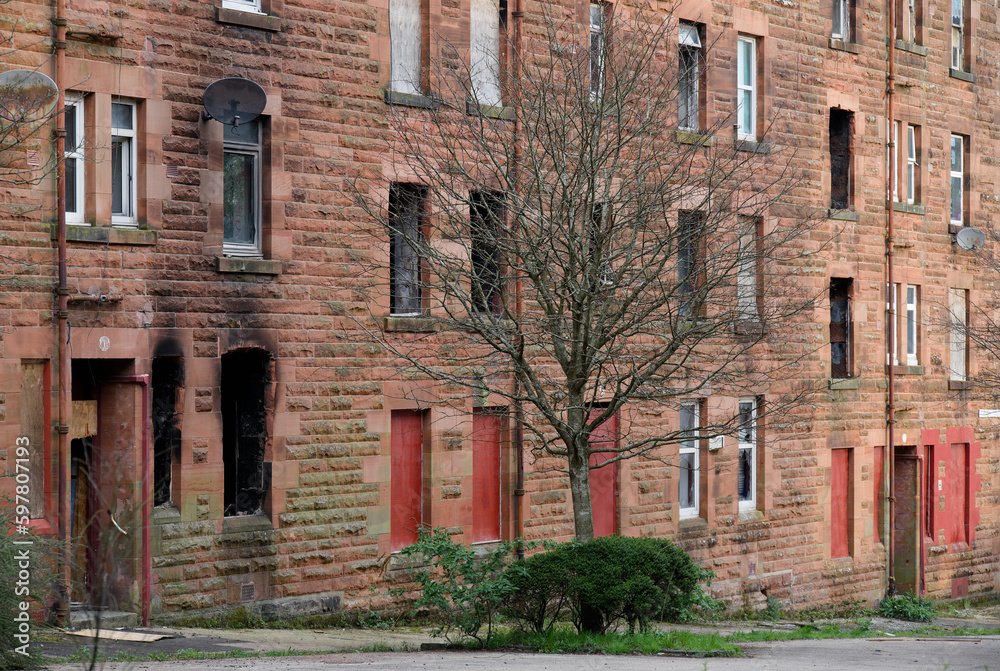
[202,77,266,128]
[0,70,58,123]
[955,226,985,251]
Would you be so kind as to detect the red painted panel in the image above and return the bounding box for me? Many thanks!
[831,449,850,558]
[472,410,502,543]
[391,410,423,551]
[589,412,618,538]
[873,446,883,544]
[948,444,968,545]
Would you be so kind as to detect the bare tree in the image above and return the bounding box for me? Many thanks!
[351,5,819,541]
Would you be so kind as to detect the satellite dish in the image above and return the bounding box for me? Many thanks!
[955,226,986,251]
[202,77,266,127]
[0,70,58,123]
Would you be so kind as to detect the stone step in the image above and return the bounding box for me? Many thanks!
[70,610,140,630]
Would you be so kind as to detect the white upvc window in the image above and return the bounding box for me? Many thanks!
[111,101,137,227]
[737,398,756,512]
[222,0,263,14]
[223,119,263,257]
[950,134,964,225]
[736,36,757,140]
[590,3,606,98]
[887,282,899,366]
[905,284,918,366]
[678,23,702,131]
[951,0,964,70]
[906,125,917,204]
[678,401,699,518]
[64,94,85,225]
[832,0,850,40]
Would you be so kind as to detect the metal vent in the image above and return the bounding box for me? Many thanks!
[240,582,255,603]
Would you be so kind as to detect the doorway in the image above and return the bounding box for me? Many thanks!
[892,450,921,594]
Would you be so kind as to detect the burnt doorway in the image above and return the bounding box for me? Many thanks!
[221,349,271,516]
[893,450,921,594]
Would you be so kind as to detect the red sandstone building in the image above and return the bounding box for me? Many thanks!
[0,0,996,624]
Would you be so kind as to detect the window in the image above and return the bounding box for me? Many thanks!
[832,0,850,40]
[111,101,136,226]
[950,134,966,226]
[898,0,919,43]
[829,108,853,210]
[152,357,184,508]
[472,409,503,543]
[471,0,503,106]
[678,23,702,131]
[223,119,262,256]
[830,278,852,379]
[737,398,757,511]
[949,287,968,382]
[588,410,618,537]
[389,183,425,316]
[20,361,48,519]
[589,203,613,289]
[886,283,919,366]
[678,401,699,518]
[221,349,270,517]
[888,121,898,202]
[223,0,262,12]
[470,191,504,314]
[64,96,84,224]
[906,124,919,204]
[590,3,606,98]
[951,0,965,71]
[905,284,918,365]
[947,443,969,544]
[737,216,759,321]
[391,409,424,550]
[389,0,422,95]
[831,448,852,558]
[736,36,757,140]
[873,445,884,544]
[678,210,703,315]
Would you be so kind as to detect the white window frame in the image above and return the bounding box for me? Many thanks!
[590,3,606,99]
[906,124,917,204]
[832,0,850,40]
[950,134,964,225]
[678,23,701,131]
[111,100,137,227]
[736,36,757,141]
[905,284,918,366]
[64,94,85,225]
[737,398,757,512]
[223,119,263,257]
[736,215,758,320]
[887,282,899,366]
[679,401,699,519]
[951,0,964,70]
[889,121,899,202]
[222,0,263,14]
[949,288,967,382]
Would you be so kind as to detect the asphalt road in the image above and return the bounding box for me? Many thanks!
[46,636,1000,671]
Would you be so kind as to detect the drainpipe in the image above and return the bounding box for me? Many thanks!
[53,0,71,626]
[108,375,152,626]
[510,0,525,559]
[885,0,897,595]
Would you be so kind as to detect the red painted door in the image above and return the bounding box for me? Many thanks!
[948,444,968,545]
[391,410,423,551]
[831,448,850,558]
[472,410,502,543]
[589,412,618,538]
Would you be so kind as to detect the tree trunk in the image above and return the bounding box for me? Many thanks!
[567,436,594,542]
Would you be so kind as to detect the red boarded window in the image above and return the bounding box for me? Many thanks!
[589,411,618,538]
[472,409,503,543]
[391,410,423,551]
[831,448,851,558]
[873,446,883,545]
[948,444,969,545]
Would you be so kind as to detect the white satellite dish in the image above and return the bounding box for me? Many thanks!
[955,226,985,251]
[0,70,58,123]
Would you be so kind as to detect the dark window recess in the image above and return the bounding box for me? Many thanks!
[830,109,853,209]
[470,190,504,314]
[222,349,271,516]
[830,278,853,378]
[390,183,426,316]
[678,210,704,315]
[152,357,184,507]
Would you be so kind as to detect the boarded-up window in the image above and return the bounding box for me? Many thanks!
[21,361,47,519]
[472,409,503,543]
[391,410,424,550]
[830,109,853,209]
[390,0,422,95]
[588,411,618,538]
[470,0,502,106]
[873,445,883,544]
[947,443,969,545]
[949,288,968,382]
[831,448,851,558]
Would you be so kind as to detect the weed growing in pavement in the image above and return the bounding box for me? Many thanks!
[486,626,739,656]
[878,593,935,623]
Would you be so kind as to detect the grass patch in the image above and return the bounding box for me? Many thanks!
[173,607,411,631]
[487,627,739,656]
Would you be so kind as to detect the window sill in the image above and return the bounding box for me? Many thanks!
[384,316,437,332]
[948,223,966,236]
[466,100,513,120]
[54,224,158,246]
[676,130,712,146]
[222,513,272,533]
[384,89,438,110]
[827,208,858,221]
[215,6,281,31]
[886,364,924,376]
[949,68,974,83]
[152,505,181,525]
[216,256,282,275]
[894,39,928,56]
[735,139,771,154]
[738,508,763,522]
[828,38,861,54]
[892,202,925,215]
[678,516,707,531]
[949,380,972,390]
[828,377,859,390]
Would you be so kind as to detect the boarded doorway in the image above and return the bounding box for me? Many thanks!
[893,450,921,594]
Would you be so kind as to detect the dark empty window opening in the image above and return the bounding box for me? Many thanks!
[152,357,184,507]
[830,278,853,379]
[830,109,853,210]
[471,190,504,315]
[390,183,426,316]
[222,349,271,516]
[678,210,704,315]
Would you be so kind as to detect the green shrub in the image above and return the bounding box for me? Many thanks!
[1,504,44,669]
[502,546,571,634]
[877,593,935,622]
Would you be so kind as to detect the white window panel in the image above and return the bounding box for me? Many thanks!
[111,101,137,227]
[679,401,699,518]
[223,119,262,257]
[950,134,964,225]
[737,36,757,140]
[738,398,756,512]
[64,94,85,225]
